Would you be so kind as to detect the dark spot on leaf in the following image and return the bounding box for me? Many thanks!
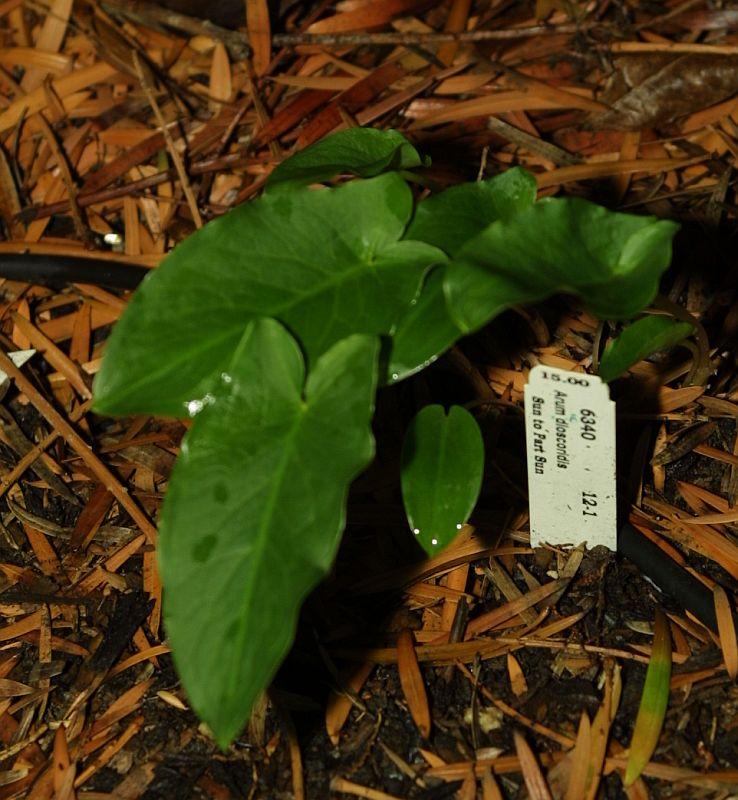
[214,483,229,503]
[192,535,217,563]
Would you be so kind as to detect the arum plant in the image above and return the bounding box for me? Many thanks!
[93,127,680,747]
[597,314,694,383]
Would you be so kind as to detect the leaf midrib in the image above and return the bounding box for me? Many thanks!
[225,404,306,712]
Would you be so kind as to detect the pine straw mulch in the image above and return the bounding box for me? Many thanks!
[3,0,738,798]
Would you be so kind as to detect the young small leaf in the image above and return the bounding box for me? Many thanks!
[94,173,441,417]
[598,315,693,383]
[445,197,679,334]
[624,609,672,786]
[159,319,379,748]
[390,168,537,380]
[405,167,538,254]
[401,405,484,554]
[266,127,424,190]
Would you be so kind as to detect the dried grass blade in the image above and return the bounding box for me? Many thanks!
[465,578,567,638]
[713,585,738,679]
[397,630,431,738]
[624,610,672,786]
[514,729,553,800]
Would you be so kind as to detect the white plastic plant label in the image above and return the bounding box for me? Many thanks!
[524,365,617,550]
[0,350,36,401]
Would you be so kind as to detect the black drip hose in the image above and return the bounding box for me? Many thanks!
[620,521,737,634]
[0,255,733,635]
[0,254,148,290]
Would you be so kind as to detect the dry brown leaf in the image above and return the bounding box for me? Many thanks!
[456,767,476,800]
[593,55,738,130]
[713,585,738,679]
[437,0,473,66]
[507,653,528,697]
[481,767,503,800]
[246,0,272,76]
[0,678,34,698]
[209,42,232,104]
[21,0,73,92]
[308,0,433,33]
[465,579,567,638]
[325,662,373,745]
[397,629,431,739]
[514,729,553,800]
[564,711,591,800]
[584,663,615,800]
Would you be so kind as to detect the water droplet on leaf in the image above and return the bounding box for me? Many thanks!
[185,393,216,417]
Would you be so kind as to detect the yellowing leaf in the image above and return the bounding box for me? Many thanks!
[624,609,672,786]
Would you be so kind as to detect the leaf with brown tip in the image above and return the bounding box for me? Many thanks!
[624,610,672,786]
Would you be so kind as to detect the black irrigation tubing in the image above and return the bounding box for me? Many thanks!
[0,254,733,634]
[0,254,148,290]
[619,521,738,635]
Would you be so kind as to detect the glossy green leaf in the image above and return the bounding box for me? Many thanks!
[389,168,537,381]
[266,127,424,190]
[405,167,537,254]
[93,173,441,417]
[445,197,679,334]
[159,319,379,748]
[401,405,484,555]
[598,315,693,383]
[624,609,672,786]
[388,267,462,381]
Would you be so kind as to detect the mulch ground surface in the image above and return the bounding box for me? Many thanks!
[3,0,738,797]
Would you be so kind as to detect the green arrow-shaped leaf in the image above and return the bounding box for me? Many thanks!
[598,315,693,383]
[404,166,537,254]
[266,127,424,191]
[401,405,484,555]
[159,319,379,748]
[445,196,679,334]
[94,173,441,417]
[389,168,537,381]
